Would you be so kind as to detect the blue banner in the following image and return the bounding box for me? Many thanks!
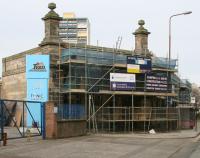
[111,82,135,91]
[26,55,50,79]
[146,74,168,92]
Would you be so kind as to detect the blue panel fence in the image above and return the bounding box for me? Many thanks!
[58,104,85,120]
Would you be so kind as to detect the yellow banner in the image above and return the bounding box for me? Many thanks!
[127,68,140,73]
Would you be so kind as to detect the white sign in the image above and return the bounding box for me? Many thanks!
[191,97,196,104]
[54,107,58,114]
[110,73,135,83]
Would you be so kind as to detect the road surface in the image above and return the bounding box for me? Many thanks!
[0,135,200,158]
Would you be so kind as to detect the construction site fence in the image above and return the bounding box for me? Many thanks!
[0,100,45,140]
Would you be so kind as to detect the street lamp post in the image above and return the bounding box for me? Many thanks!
[168,11,192,95]
[169,11,192,67]
[168,11,192,131]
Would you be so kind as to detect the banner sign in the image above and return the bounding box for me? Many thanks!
[146,74,168,92]
[26,55,50,102]
[27,79,48,102]
[127,56,151,73]
[26,55,50,79]
[110,73,135,91]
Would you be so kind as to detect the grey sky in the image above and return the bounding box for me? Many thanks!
[0,0,199,84]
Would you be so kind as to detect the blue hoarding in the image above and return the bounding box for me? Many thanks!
[27,103,41,127]
[26,55,50,79]
[26,55,49,102]
[27,79,48,102]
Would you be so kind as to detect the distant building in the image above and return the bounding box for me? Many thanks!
[0,77,2,98]
[59,12,90,45]
[179,79,195,129]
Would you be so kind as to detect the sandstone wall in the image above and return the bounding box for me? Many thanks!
[1,45,60,101]
[2,73,26,100]
[2,47,40,100]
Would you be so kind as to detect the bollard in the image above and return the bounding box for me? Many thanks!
[3,133,7,146]
[26,128,31,142]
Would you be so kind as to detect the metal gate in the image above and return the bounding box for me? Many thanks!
[0,99,45,141]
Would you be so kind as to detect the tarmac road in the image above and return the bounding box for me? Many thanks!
[168,139,200,158]
[0,135,200,158]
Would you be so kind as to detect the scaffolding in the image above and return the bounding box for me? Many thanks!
[53,43,181,133]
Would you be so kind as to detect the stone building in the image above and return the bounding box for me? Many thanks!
[1,3,194,138]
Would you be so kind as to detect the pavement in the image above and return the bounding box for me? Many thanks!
[96,129,200,139]
[3,126,200,140]
[3,127,40,139]
[0,134,200,158]
[96,119,200,139]
[1,121,200,158]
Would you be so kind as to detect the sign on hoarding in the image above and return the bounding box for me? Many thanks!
[26,55,49,102]
[27,79,48,102]
[146,74,168,92]
[127,56,151,73]
[26,55,50,79]
[110,73,135,91]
